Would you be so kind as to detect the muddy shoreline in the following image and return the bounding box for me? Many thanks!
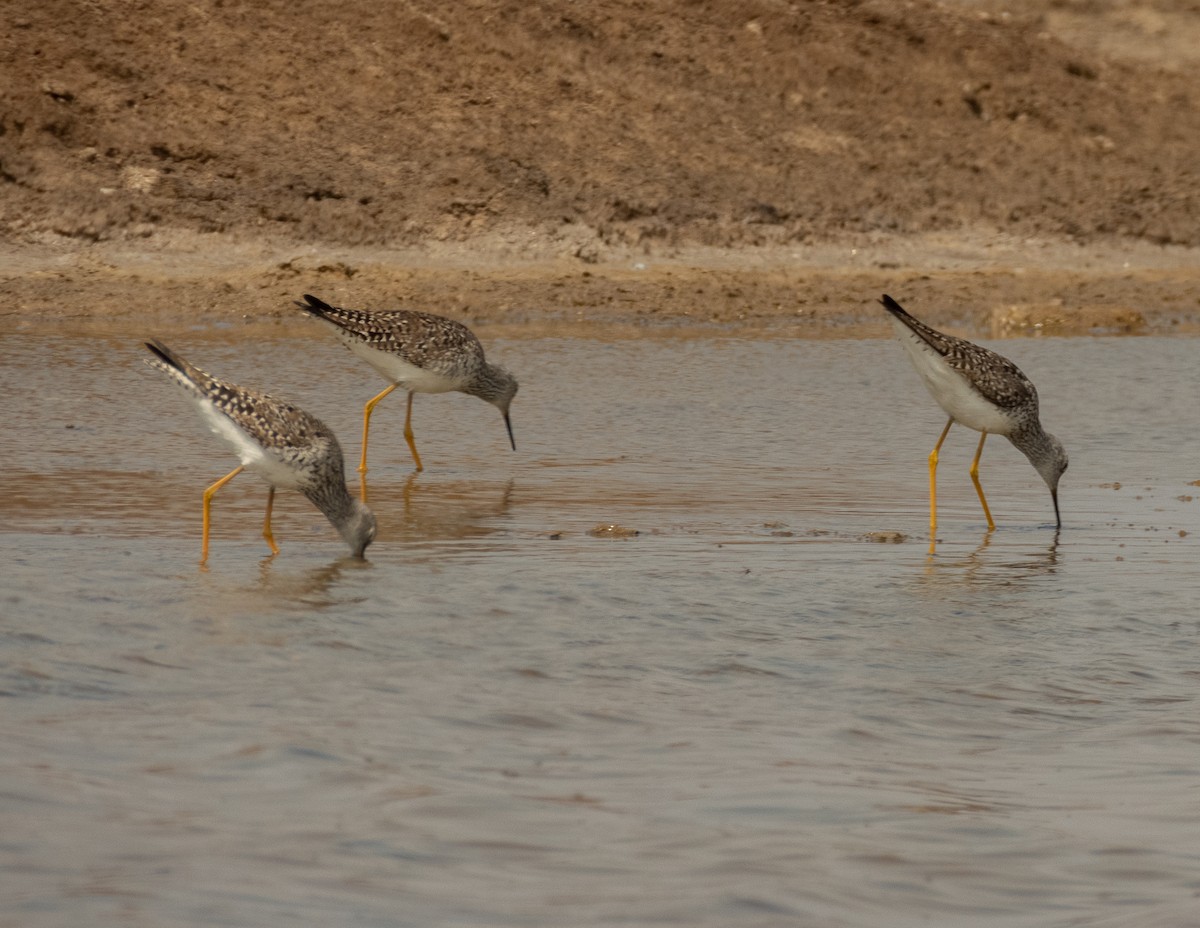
[3,232,1199,339]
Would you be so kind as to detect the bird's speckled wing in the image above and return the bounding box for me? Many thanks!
[296,294,486,378]
[144,340,338,459]
[880,295,1038,410]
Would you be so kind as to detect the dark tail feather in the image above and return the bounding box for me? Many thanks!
[879,294,910,319]
[144,338,184,372]
[295,293,335,315]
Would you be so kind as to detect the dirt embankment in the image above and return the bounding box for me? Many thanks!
[2,0,1199,333]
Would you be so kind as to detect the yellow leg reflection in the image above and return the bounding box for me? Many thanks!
[359,383,399,475]
[402,390,424,473]
[202,465,244,564]
[926,523,995,569]
[262,485,280,556]
[928,418,953,538]
[401,471,419,513]
[969,431,996,532]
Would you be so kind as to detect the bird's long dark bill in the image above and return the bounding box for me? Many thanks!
[1051,488,1062,529]
[504,413,516,451]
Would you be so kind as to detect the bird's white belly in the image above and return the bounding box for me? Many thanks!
[197,400,304,488]
[922,366,1014,434]
[347,339,464,394]
[892,322,1014,435]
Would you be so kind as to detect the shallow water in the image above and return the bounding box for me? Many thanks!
[2,329,1200,927]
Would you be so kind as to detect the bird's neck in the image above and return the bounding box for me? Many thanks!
[1008,421,1061,487]
[303,479,358,529]
[465,364,508,403]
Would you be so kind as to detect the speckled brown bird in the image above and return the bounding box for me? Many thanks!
[295,294,517,474]
[882,294,1068,533]
[144,340,376,562]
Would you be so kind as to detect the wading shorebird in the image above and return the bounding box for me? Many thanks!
[881,295,1067,533]
[144,340,377,563]
[294,294,517,475]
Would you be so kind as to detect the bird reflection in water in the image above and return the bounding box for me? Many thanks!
[922,528,1061,586]
[253,552,373,610]
[360,472,516,546]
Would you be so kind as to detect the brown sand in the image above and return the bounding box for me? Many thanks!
[3,0,1200,335]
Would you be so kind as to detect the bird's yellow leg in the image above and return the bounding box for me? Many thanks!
[262,486,280,556]
[928,418,953,536]
[201,465,244,564]
[403,390,424,473]
[359,383,399,475]
[969,431,996,532]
